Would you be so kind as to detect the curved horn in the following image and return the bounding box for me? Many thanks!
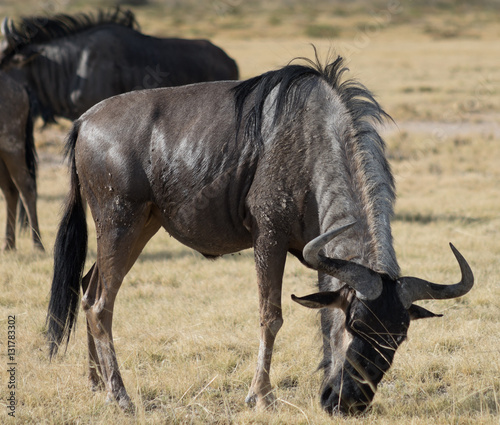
[303,221,357,269]
[1,17,9,36]
[397,243,474,309]
[303,221,383,300]
[1,17,16,47]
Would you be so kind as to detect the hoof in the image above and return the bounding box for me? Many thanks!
[119,398,135,414]
[105,391,135,413]
[34,242,45,252]
[245,390,276,410]
[89,377,104,392]
[245,393,257,408]
[2,243,15,251]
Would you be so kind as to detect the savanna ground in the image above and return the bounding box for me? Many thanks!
[0,0,499,423]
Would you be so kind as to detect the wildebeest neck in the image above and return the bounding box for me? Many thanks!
[234,56,399,278]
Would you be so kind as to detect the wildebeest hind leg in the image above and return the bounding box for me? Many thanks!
[8,161,43,250]
[82,204,161,411]
[0,159,19,250]
[82,263,104,391]
[3,156,43,250]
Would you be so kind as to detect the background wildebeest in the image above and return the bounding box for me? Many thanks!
[0,8,237,250]
[46,57,473,414]
[0,71,42,250]
[0,8,239,123]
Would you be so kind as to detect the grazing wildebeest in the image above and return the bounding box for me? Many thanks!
[46,57,473,414]
[0,71,42,250]
[0,8,239,123]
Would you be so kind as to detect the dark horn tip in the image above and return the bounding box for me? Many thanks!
[448,243,472,269]
[449,242,465,262]
[449,242,474,288]
[449,242,465,257]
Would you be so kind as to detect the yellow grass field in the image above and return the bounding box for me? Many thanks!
[0,1,499,424]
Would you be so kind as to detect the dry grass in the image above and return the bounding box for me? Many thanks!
[1,1,499,424]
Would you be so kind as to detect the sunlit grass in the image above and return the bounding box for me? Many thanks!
[0,1,499,423]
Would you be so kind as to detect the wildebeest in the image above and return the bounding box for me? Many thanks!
[46,56,473,414]
[0,8,239,123]
[0,71,42,250]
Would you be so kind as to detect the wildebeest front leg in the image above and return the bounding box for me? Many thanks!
[246,232,288,409]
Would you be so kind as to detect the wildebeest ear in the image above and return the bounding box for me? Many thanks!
[408,304,443,320]
[291,291,345,309]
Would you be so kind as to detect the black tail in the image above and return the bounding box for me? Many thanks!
[18,100,37,231]
[46,120,87,358]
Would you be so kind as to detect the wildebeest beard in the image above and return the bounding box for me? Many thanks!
[318,278,410,415]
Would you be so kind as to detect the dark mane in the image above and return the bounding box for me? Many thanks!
[233,55,399,278]
[233,62,322,145]
[233,55,391,147]
[2,8,138,55]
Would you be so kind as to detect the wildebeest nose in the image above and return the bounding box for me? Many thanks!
[321,386,369,416]
[321,386,334,414]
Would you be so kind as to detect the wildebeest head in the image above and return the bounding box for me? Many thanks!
[0,17,23,69]
[1,16,51,69]
[292,223,473,415]
[0,10,138,69]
